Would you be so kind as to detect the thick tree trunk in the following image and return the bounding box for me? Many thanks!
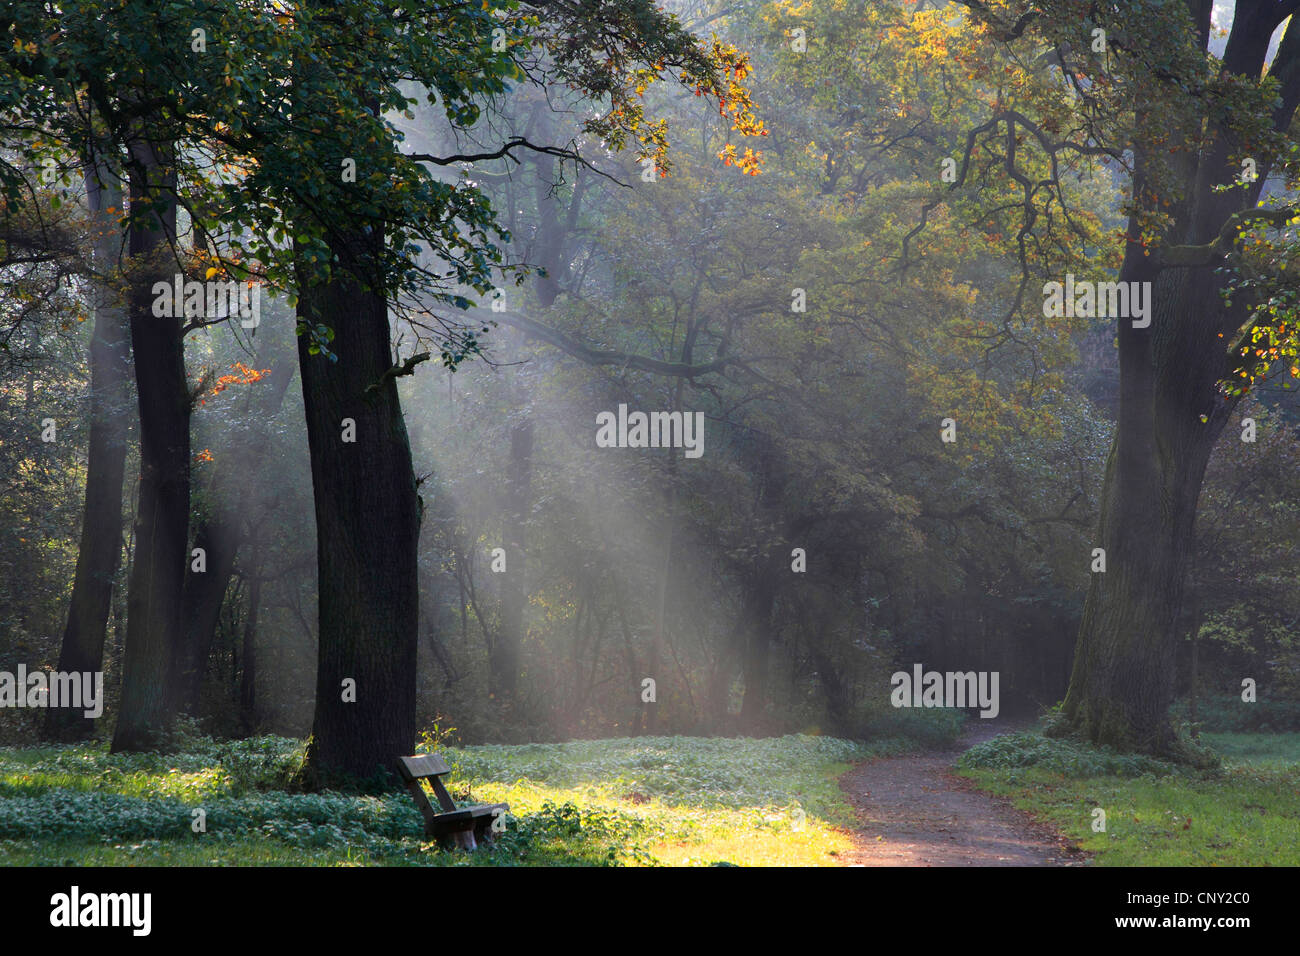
[297,229,421,783]
[46,157,131,742]
[1055,0,1300,758]
[491,419,532,698]
[1187,574,1202,739]
[112,139,187,753]
[1059,247,1234,756]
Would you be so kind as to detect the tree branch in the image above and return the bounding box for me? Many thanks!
[481,308,739,377]
[1156,204,1300,267]
[365,351,431,394]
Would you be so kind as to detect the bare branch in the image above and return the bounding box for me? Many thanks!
[481,308,740,377]
[365,351,431,394]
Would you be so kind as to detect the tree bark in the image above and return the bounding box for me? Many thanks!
[1059,239,1235,755]
[1055,6,1300,756]
[239,576,260,735]
[46,156,131,742]
[491,418,533,698]
[111,138,187,753]
[177,509,238,715]
[297,227,421,783]
[177,356,295,714]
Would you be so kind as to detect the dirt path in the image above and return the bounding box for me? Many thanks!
[839,719,1086,866]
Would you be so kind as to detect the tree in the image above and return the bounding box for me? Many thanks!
[46,154,132,742]
[177,341,296,717]
[6,4,206,750]
[112,134,189,752]
[263,0,764,778]
[936,0,1300,754]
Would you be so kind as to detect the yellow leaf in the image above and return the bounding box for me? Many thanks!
[205,267,218,279]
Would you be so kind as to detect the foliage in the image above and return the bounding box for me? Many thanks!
[0,733,892,866]
[963,731,1300,866]
[1,0,1298,768]
[960,730,1180,779]
[1174,695,1300,735]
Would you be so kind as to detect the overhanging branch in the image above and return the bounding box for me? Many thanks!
[1156,205,1300,267]
[479,308,739,377]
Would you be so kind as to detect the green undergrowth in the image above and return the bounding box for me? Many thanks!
[0,731,924,866]
[958,729,1300,866]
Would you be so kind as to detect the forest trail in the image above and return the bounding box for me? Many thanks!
[839,719,1087,866]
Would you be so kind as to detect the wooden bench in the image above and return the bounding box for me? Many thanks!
[396,754,508,850]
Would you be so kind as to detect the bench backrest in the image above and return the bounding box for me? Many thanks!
[396,754,457,815]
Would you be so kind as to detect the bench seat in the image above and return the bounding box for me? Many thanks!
[396,753,509,850]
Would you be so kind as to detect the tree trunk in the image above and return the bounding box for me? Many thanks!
[177,356,295,714]
[1059,235,1235,757]
[1054,0,1300,758]
[491,418,533,698]
[706,627,741,730]
[1187,571,1202,740]
[111,138,187,754]
[177,513,238,715]
[46,156,131,742]
[738,434,783,732]
[644,500,673,735]
[297,228,421,783]
[606,569,644,735]
[239,576,260,735]
[738,561,778,732]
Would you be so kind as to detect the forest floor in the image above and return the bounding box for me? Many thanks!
[839,718,1086,866]
[4,725,1293,865]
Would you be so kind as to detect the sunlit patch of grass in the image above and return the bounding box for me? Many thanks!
[640,807,857,866]
[0,766,235,800]
[467,768,860,866]
[0,734,889,866]
[447,734,882,824]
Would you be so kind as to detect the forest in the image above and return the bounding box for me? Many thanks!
[0,0,1298,884]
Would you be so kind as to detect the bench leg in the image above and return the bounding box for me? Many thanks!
[436,828,476,851]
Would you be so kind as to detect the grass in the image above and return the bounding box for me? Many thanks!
[0,731,929,867]
[1200,732,1300,767]
[957,728,1300,866]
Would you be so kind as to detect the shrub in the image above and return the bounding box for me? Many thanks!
[860,707,966,749]
[1172,694,1300,733]
[959,731,1177,778]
